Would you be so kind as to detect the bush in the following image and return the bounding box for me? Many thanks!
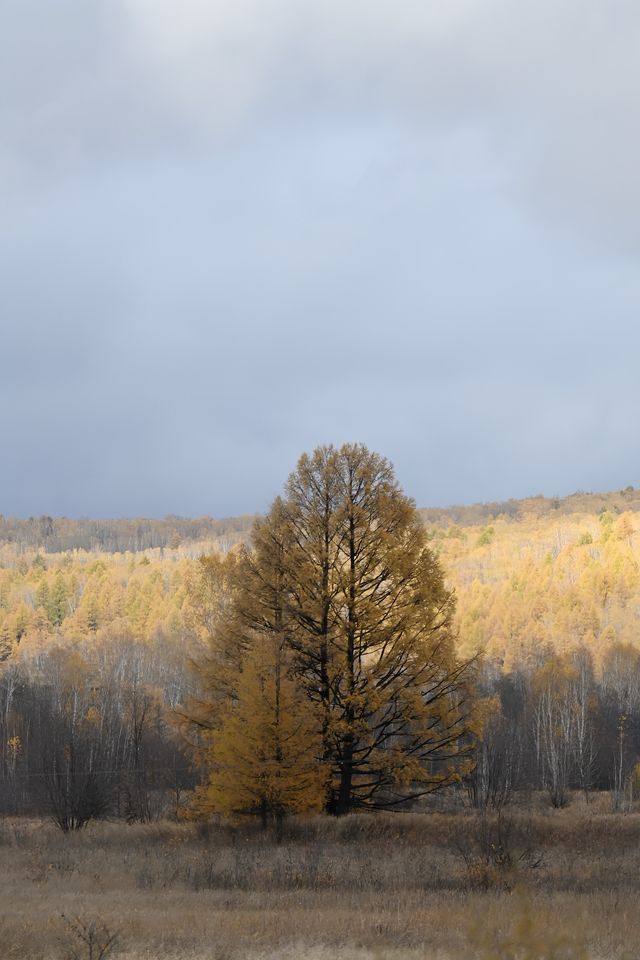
[455,813,544,891]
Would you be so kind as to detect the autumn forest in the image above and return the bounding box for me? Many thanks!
[2,457,640,823]
[3,447,640,958]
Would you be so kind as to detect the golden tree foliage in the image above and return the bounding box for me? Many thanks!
[192,635,327,826]
[438,510,640,668]
[0,491,639,720]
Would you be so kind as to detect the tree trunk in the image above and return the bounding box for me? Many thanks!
[335,743,354,815]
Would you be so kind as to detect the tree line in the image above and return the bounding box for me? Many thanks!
[0,640,193,827]
[470,642,640,809]
[0,514,254,555]
[0,444,640,828]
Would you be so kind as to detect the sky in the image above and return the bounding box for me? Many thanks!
[2,0,640,518]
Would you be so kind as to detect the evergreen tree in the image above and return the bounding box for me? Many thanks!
[193,635,326,831]
[48,572,69,626]
[190,444,476,816]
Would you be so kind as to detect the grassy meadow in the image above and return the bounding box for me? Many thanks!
[2,798,639,960]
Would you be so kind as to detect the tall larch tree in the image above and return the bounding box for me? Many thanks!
[280,444,475,813]
[189,443,476,817]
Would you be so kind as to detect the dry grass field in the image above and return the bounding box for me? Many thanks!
[1,799,639,959]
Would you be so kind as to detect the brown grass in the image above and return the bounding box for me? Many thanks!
[1,801,639,959]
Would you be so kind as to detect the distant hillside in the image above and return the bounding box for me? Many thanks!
[419,485,640,528]
[1,486,639,553]
[0,485,639,669]
[0,514,256,554]
[430,504,640,665]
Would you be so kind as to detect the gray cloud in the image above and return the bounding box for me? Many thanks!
[4,1,640,240]
[1,1,639,516]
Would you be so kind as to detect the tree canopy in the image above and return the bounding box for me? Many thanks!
[189,443,475,817]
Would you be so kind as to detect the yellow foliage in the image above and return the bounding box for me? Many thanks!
[1,495,639,737]
[193,636,327,822]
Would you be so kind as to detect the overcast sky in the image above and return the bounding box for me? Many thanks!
[2,0,640,518]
